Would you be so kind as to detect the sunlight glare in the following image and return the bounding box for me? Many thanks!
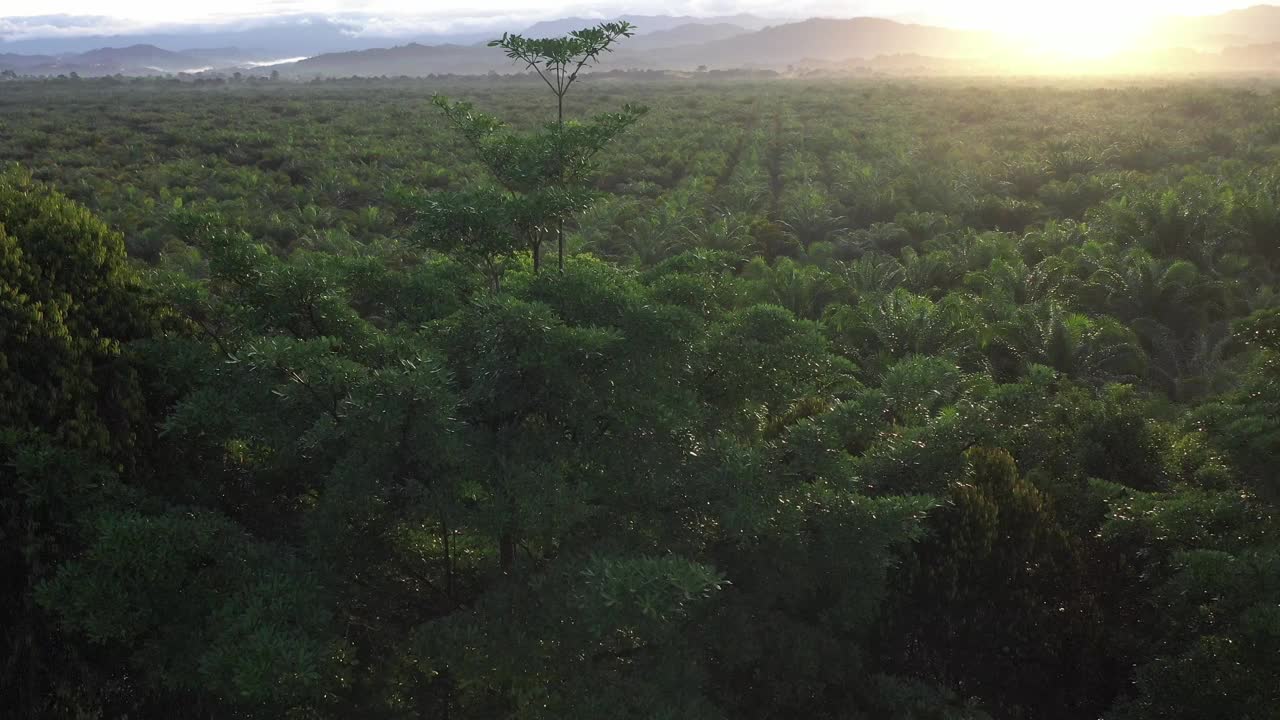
[983,1,1155,59]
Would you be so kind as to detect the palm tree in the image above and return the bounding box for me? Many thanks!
[1142,321,1236,401]
[1086,251,1212,332]
[1228,174,1280,262]
[684,208,754,255]
[832,252,905,295]
[834,222,911,260]
[567,196,636,259]
[616,190,699,266]
[964,255,1070,309]
[901,247,964,298]
[987,301,1146,384]
[742,257,842,320]
[780,182,845,249]
[824,288,982,376]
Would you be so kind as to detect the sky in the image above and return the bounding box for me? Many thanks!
[0,0,1265,43]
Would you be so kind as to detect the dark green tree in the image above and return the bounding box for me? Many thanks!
[0,166,154,717]
[880,447,1105,720]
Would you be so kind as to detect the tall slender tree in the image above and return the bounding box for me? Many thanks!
[425,22,645,273]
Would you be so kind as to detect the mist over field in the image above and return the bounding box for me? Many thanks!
[4,3,1280,720]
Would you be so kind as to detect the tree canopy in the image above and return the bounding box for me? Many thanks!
[1,25,1279,720]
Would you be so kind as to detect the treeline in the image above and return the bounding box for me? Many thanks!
[2,54,1280,719]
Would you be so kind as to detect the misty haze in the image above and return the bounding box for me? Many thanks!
[3,2,1280,719]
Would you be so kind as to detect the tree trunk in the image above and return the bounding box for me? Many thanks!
[557,91,565,272]
[499,532,516,574]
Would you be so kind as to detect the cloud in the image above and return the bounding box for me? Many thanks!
[0,12,357,43]
[0,15,154,40]
[0,5,693,44]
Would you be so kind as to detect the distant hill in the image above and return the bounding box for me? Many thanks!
[0,13,768,57]
[651,17,1009,69]
[1220,41,1280,67]
[0,53,55,69]
[1158,4,1280,49]
[0,48,194,76]
[520,14,772,37]
[627,24,751,51]
[271,17,1009,77]
[0,44,264,76]
[0,15,494,57]
[283,43,502,77]
[75,44,194,69]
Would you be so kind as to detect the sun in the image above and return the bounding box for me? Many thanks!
[981,1,1156,60]
[1023,15,1147,58]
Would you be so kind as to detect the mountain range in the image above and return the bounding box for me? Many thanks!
[8,7,1280,78]
[266,17,1014,78]
[0,13,770,58]
[1156,4,1280,49]
[0,16,495,57]
[0,45,286,76]
[519,14,774,38]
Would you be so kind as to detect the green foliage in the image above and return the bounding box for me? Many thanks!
[0,166,151,455]
[824,289,981,377]
[39,510,336,707]
[1,167,155,717]
[1101,486,1280,719]
[414,188,540,290]
[3,67,1280,720]
[489,22,636,119]
[430,23,646,273]
[1194,309,1280,500]
[882,448,1104,720]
